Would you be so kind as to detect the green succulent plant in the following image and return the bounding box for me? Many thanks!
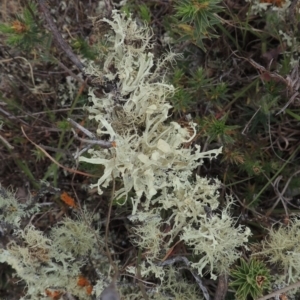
[230,259,271,300]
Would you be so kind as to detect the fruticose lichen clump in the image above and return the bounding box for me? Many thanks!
[0,202,97,299]
[0,9,252,300]
[259,219,300,283]
[80,9,251,287]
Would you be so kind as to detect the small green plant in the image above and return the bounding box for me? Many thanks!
[230,259,271,300]
[72,37,97,60]
[138,4,151,24]
[200,114,240,144]
[170,66,229,113]
[0,2,44,51]
[172,0,223,50]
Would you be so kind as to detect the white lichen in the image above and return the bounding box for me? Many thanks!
[258,219,300,283]
[245,0,291,16]
[0,201,102,299]
[80,10,251,287]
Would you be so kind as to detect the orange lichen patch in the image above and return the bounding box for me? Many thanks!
[260,0,285,7]
[86,285,93,295]
[77,275,93,295]
[77,275,90,287]
[111,141,117,148]
[11,20,28,33]
[60,192,77,208]
[45,289,63,300]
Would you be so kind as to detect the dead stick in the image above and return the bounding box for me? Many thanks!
[38,0,85,71]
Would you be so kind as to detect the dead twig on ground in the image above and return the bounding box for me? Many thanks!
[256,280,300,300]
[67,118,115,158]
[213,274,228,300]
[21,126,98,178]
[38,0,85,71]
[158,256,210,300]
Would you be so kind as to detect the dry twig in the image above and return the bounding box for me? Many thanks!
[158,256,210,300]
[38,0,85,71]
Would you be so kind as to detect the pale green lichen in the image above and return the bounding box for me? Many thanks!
[0,185,30,227]
[258,219,300,283]
[80,10,251,287]
[181,198,251,278]
[0,206,101,299]
[0,10,252,300]
[245,0,291,15]
[120,266,203,300]
[50,217,95,257]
